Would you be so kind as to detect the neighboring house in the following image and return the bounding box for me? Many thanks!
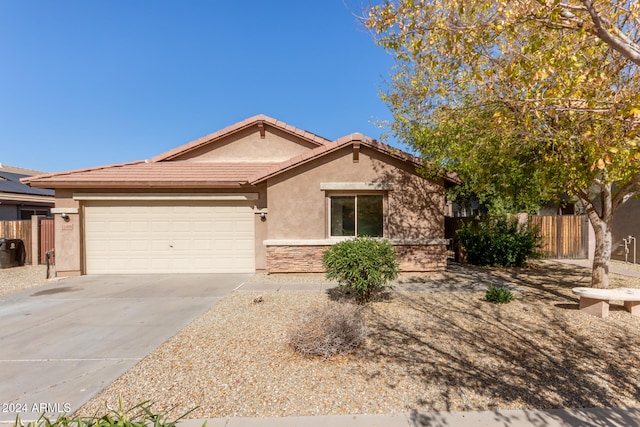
[24,115,459,277]
[0,164,54,220]
[610,198,640,264]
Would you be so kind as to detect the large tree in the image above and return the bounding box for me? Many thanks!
[509,1,640,65]
[366,0,640,288]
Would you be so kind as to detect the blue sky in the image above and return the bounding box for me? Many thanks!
[0,1,398,173]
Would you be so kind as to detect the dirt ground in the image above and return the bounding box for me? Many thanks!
[76,260,640,419]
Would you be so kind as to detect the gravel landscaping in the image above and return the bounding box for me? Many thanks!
[0,265,49,297]
[74,260,640,419]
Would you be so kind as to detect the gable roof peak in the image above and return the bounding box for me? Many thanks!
[248,130,460,186]
[152,115,332,162]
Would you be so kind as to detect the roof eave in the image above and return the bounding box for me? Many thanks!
[0,192,55,204]
[24,181,250,189]
[20,160,148,186]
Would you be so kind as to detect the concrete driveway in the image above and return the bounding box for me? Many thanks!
[0,273,249,423]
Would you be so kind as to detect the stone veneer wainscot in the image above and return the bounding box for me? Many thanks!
[264,239,448,273]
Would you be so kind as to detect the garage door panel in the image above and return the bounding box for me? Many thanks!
[192,222,214,232]
[192,240,213,250]
[234,221,254,232]
[213,239,234,250]
[151,222,170,232]
[88,239,109,251]
[84,201,255,274]
[171,222,192,232]
[129,240,150,251]
[234,240,255,250]
[148,239,170,251]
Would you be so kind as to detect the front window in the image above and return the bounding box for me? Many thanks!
[330,194,383,237]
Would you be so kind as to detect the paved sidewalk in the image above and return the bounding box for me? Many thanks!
[179,406,640,427]
[551,259,640,279]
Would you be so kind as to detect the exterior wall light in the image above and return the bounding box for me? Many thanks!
[61,213,70,222]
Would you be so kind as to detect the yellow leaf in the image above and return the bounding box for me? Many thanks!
[604,155,612,164]
[597,158,605,169]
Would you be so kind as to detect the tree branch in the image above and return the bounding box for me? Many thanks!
[576,188,603,226]
[579,0,640,66]
[612,173,640,211]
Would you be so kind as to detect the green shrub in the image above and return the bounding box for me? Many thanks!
[485,285,514,304]
[456,216,541,267]
[322,237,399,304]
[14,399,196,427]
[288,301,367,358]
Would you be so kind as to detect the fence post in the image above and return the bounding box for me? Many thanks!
[31,215,39,265]
[556,216,562,258]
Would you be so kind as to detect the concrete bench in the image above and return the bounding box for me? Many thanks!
[572,287,640,318]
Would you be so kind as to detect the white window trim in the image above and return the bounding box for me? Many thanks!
[320,182,394,191]
[327,192,386,238]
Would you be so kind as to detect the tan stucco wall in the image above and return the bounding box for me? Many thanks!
[253,183,268,270]
[611,198,640,263]
[175,126,318,163]
[53,189,82,277]
[265,146,445,241]
[52,186,268,276]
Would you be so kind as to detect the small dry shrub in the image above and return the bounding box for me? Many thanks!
[288,302,367,358]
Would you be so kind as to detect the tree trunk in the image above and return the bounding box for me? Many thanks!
[590,221,612,289]
[577,183,614,289]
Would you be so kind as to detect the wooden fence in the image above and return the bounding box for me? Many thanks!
[0,219,33,264]
[0,217,56,265]
[529,215,588,259]
[39,218,55,264]
[445,214,588,260]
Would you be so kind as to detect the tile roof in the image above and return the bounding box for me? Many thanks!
[22,116,460,189]
[24,161,277,189]
[152,114,331,162]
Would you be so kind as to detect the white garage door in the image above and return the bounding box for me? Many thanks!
[84,201,255,274]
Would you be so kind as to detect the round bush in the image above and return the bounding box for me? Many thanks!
[456,216,541,267]
[322,237,399,304]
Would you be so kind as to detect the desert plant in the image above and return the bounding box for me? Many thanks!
[456,216,542,267]
[485,285,514,304]
[288,301,367,358]
[322,237,399,304]
[14,398,197,427]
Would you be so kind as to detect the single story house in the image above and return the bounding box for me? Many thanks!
[0,164,54,220]
[24,115,459,277]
